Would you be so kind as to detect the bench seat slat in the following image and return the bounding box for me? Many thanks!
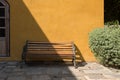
[26,54,73,58]
[27,41,72,44]
[27,51,73,54]
[27,48,73,51]
[27,43,72,45]
[27,47,73,49]
[27,45,73,47]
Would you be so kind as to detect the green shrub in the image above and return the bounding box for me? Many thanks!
[89,26,120,68]
[105,20,119,26]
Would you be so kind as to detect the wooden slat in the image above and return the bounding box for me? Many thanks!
[26,54,73,58]
[27,42,72,45]
[27,51,73,54]
[26,58,73,61]
[27,44,73,46]
[27,46,73,49]
[27,41,73,45]
[27,48,72,51]
[27,44,73,47]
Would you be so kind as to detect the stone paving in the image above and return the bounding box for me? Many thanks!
[0,61,120,80]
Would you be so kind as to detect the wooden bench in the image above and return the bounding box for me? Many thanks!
[22,40,76,68]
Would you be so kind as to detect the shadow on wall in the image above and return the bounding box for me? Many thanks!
[11,0,49,42]
[75,45,85,63]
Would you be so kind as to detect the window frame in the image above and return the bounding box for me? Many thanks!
[0,0,10,57]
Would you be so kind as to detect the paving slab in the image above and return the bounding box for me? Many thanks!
[6,61,19,66]
[7,76,26,80]
[84,74,107,80]
[8,71,25,76]
[52,77,63,80]
[63,77,80,80]
[0,66,3,70]
[46,67,62,75]
[104,73,120,79]
[25,69,43,75]
[0,79,5,80]
[32,75,51,80]
[0,73,8,78]
[83,69,112,74]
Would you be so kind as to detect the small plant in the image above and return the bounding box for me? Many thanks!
[105,20,119,27]
[89,26,120,68]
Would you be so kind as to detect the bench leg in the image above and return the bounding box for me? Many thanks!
[20,52,27,68]
[73,56,77,68]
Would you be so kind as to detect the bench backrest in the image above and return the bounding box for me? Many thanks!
[25,41,75,55]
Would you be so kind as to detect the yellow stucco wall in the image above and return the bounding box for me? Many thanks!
[0,0,104,61]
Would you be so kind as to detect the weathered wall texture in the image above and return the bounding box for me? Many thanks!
[0,0,104,61]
